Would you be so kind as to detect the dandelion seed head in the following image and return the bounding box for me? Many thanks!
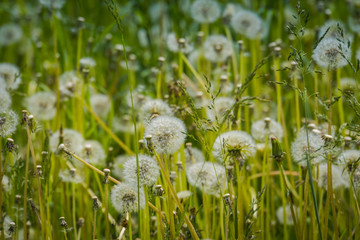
[317,163,349,190]
[291,127,325,166]
[123,154,160,187]
[1,216,13,238]
[184,147,205,167]
[166,33,194,54]
[111,183,145,214]
[0,23,23,46]
[111,155,128,179]
[206,97,234,122]
[0,88,11,112]
[213,130,256,164]
[59,71,80,98]
[2,175,11,192]
[144,116,187,154]
[79,57,96,69]
[276,205,299,226]
[190,0,221,24]
[0,110,18,137]
[318,20,352,42]
[203,35,232,62]
[338,150,360,171]
[50,129,84,155]
[186,161,226,195]
[177,190,192,199]
[0,63,21,90]
[26,92,56,121]
[82,140,106,166]
[251,118,283,142]
[231,10,265,39]
[40,0,65,9]
[90,94,110,119]
[140,99,173,123]
[222,3,242,24]
[59,169,84,183]
[340,78,358,93]
[112,115,135,134]
[312,38,351,70]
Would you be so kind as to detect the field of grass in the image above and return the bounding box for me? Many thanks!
[1,0,360,239]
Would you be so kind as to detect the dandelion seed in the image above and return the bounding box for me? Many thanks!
[82,140,106,166]
[312,38,351,70]
[190,0,221,23]
[206,97,234,122]
[251,118,283,142]
[276,205,299,226]
[0,23,23,46]
[291,127,325,166]
[0,110,18,137]
[0,88,11,112]
[49,129,84,155]
[231,9,266,39]
[123,154,160,187]
[203,35,232,62]
[111,183,145,214]
[144,116,187,155]
[213,130,256,165]
[90,94,111,119]
[26,92,56,121]
[186,161,226,196]
[0,63,21,90]
[317,163,349,190]
[140,99,173,123]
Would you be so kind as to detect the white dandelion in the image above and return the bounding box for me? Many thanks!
[276,204,299,226]
[312,38,351,70]
[0,88,11,112]
[139,99,173,123]
[0,110,18,137]
[59,169,84,183]
[186,161,226,195]
[79,57,96,69]
[0,63,22,90]
[338,150,360,172]
[251,118,283,142]
[144,116,187,155]
[0,23,23,46]
[212,130,256,165]
[166,33,194,54]
[317,163,349,190]
[59,71,81,98]
[111,183,145,214]
[111,155,128,179]
[231,9,266,39]
[2,175,12,192]
[206,97,234,122]
[90,94,111,119]
[26,91,56,121]
[291,127,326,166]
[49,129,84,154]
[190,0,221,23]
[82,140,106,166]
[123,154,160,187]
[203,35,232,62]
